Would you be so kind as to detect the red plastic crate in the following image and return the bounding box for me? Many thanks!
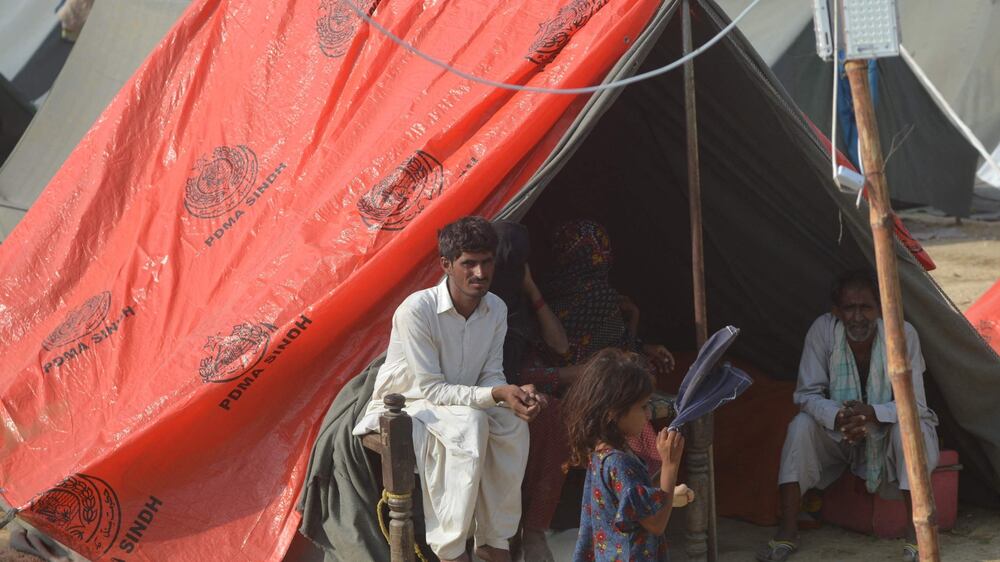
[820,449,960,538]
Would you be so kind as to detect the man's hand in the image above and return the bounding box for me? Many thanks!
[643,343,675,374]
[492,384,545,422]
[837,400,878,444]
[521,383,548,413]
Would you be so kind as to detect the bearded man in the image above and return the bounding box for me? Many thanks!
[757,271,939,562]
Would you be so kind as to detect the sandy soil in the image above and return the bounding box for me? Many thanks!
[0,520,35,562]
[548,504,1000,561]
[902,213,1000,312]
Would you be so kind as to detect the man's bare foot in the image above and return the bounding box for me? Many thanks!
[474,545,512,562]
[521,529,554,562]
[440,554,470,562]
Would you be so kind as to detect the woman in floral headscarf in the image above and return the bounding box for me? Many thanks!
[543,219,675,374]
[504,219,675,562]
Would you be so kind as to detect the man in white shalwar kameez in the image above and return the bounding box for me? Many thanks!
[354,216,542,562]
[757,271,938,562]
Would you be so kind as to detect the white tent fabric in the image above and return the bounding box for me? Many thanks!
[980,144,1000,187]
[719,0,1000,188]
[900,0,1000,167]
[0,0,188,240]
[716,0,811,66]
[0,1,61,80]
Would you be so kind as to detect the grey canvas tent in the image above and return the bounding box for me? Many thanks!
[498,0,1000,500]
[0,0,189,239]
[716,0,1000,218]
[0,76,33,166]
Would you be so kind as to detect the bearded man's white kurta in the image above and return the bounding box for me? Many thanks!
[354,278,528,559]
[778,313,939,495]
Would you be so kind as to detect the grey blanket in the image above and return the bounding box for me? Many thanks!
[296,356,392,562]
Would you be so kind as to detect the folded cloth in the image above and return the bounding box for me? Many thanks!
[669,326,753,430]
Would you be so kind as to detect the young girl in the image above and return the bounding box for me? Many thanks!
[564,348,692,561]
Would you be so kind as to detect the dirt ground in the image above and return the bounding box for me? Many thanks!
[2,216,997,562]
[902,213,1000,312]
[548,504,1000,561]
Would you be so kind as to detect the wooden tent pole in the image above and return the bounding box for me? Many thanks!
[682,1,717,560]
[843,59,940,562]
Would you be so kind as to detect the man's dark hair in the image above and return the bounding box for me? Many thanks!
[438,216,498,261]
[830,269,880,306]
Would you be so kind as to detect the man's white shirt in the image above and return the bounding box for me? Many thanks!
[354,277,509,437]
[794,312,938,440]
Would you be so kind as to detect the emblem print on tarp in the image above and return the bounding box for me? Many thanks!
[357,150,444,230]
[25,474,121,557]
[316,0,382,58]
[527,0,609,65]
[42,291,112,351]
[199,322,274,383]
[183,145,259,219]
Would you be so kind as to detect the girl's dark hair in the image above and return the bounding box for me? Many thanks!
[562,348,655,468]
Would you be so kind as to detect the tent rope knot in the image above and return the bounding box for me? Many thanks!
[377,489,429,562]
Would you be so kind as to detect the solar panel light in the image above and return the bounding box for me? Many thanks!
[812,0,834,61]
[812,0,901,61]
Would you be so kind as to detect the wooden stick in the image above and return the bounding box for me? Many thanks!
[682,1,717,560]
[381,393,416,562]
[844,59,940,562]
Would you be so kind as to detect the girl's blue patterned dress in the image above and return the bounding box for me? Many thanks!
[573,448,670,562]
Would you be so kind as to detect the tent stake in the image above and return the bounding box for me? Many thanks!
[844,59,941,562]
[681,1,717,561]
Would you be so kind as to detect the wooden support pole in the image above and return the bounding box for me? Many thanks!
[682,1,717,560]
[381,393,416,562]
[844,59,940,562]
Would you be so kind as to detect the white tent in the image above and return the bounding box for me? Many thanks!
[0,0,189,240]
[718,0,1000,211]
[0,1,62,88]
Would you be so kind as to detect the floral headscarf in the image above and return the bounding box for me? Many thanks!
[543,220,637,363]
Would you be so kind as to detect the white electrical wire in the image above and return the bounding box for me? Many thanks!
[339,0,763,95]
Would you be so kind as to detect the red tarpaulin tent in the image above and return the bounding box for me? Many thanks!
[0,0,661,558]
[969,279,1000,356]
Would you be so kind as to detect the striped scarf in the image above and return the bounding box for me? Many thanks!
[829,318,892,493]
